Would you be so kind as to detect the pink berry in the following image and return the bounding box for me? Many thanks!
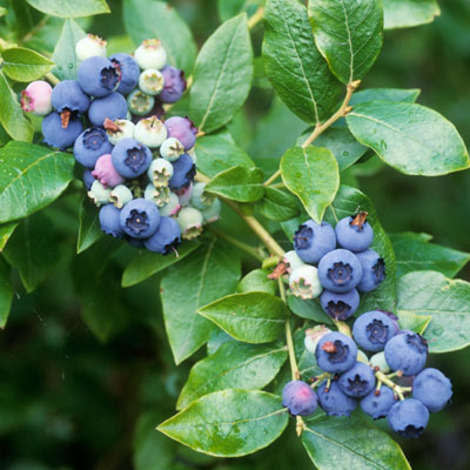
[92,154,124,188]
[21,80,52,116]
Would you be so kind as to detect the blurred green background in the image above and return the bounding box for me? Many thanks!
[1,0,470,468]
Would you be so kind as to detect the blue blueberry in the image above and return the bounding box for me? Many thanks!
[109,53,140,95]
[282,380,318,417]
[384,331,428,376]
[338,362,376,398]
[169,154,196,190]
[318,249,363,293]
[320,289,359,321]
[335,212,374,252]
[315,331,357,374]
[99,204,124,238]
[111,138,152,178]
[293,220,336,264]
[360,386,397,419]
[51,80,90,114]
[165,116,197,150]
[42,112,83,149]
[412,368,452,412]
[74,127,113,169]
[356,249,386,292]
[388,398,429,438]
[78,56,120,97]
[88,92,128,127]
[144,216,181,254]
[83,169,96,190]
[120,198,160,239]
[352,310,399,353]
[160,66,187,103]
[317,380,357,417]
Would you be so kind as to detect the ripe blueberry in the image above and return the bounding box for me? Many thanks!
[99,204,123,238]
[282,380,318,416]
[315,331,357,374]
[42,112,83,150]
[338,362,376,398]
[109,53,140,95]
[111,138,152,178]
[335,212,374,252]
[320,289,360,320]
[169,153,196,190]
[352,310,399,353]
[317,380,357,417]
[412,368,452,412]
[318,249,363,293]
[360,385,397,419]
[384,331,428,376]
[387,398,429,438]
[160,66,187,103]
[293,220,336,264]
[120,198,160,239]
[78,56,120,97]
[356,249,386,292]
[92,154,124,188]
[83,169,96,190]
[51,80,90,114]
[74,127,113,169]
[88,92,128,127]
[144,216,182,255]
[21,80,52,116]
[165,116,197,150]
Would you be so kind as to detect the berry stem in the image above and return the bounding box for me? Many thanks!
[332,318,352,337]
[207,226,265,261]
[247,6,265,29]
[310,372,330,389]
[45,72,60,86]
[375,370,409,401]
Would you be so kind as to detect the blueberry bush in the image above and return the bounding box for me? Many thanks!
[0,0,469,468]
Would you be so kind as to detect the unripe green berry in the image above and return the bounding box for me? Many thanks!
[159,192,181,217]
[147,158,173,187]
[144,183,170,207]
[190,182,215,210]
[160,137,184,161]
[289,265,322,300]
[127,89,154,116]
[201,198,221,224]
[110,184,133,209]
[88,180,111,206]
[177,207,203,240]
[139,69,164,95]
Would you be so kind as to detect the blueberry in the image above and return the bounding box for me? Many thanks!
[21,80,52,116]
[139,69,164,95]
[201,198,221,224]
[320,289,359,320]
[120,198,160,239]
[412,368,452,412]
[384,331,428,376]
[88,92,128,127]
[352,310,399,353]
[135,39,167,70]
[160,66,187,103]
[387,398,429,438]
[83,169,96,190]
[144,216,181,254]
[127,89,155,116]
[42,112,83,150]
[159,192,181,217]
[111,138,152,178]
[109,53,140,95]
[338,362,376,398]
[165,116,197,150]
[293,220,336,264]
[135,116,167,148]
[74,127,113,169]
[160,137,184,161]
[92,154,124,188]
[335,212,374,252]
[282,380,318,417]
[78,56,120,97]
[76,34,107,61]
[51,80,90,114]
[177,207,203,240]
[315,331,357,374]
[99,204,124,238]
[317,380,357,417]
[360,386,397,419]
[356,249,386,292]
[318,249,363,293]
[169,154,196,190]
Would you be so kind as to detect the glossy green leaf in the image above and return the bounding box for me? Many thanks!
[237,269,276,295]
[2,47,54,82]
[257,187,299,222]
[25,0,109,17]
[397,270,470,353]
[280,146,339,223]
[384,0,440,30]
[123,0,197,72]
[287,295,332,324]
[398,311,431,335]
[308,0,383,84]
[263,0,342,123]
[218,0,264,21]
[76,197,103,254]
[52,19,86,81]
[0,72,34,142]
[0,142,75,224]
[190,14,253,133]
[161,239,241,364]
[205,166,264,203]
[0,223,17,252]
[177,342,287,409]
[158,390,288,457]
[302,414,411,470]
[207,328,235,355]
[122,241,200,287]
[0,258,13,328]
[195,130,255,178]
[390,232,470,278]
[350,88,421,105]
[199,292,288,343]
[346,101,470,176]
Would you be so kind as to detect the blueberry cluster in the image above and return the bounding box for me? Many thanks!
[21,35,221,253]
[285,212,385,319]
[282,311,453,438]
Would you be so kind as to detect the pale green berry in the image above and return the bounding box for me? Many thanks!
[139,69,164,95]
[288,265,322,300]
[135,116,168,148]
[105,119,135,145]
[135,39,167,70]
[147,158,173,187]
[127,89,154,116]
[75,34,107,61]
[191,182,215,210]
[283,250,305,273]
[88,180,111,206]
[159,192,181,217]
[144,183,170,207]
[304,325,331,354]
[369,351,390,373]
[160,137,184,162]
[201,198,221,224]
[110,184,133,209]
[177,207,203,240]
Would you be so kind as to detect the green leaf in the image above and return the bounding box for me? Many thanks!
[287,295,332,324]
[308,0,383,84]
[25,0,110,17]
[350,88,421,105]
[257,187,299,222]
[0,258,13,328]
[280,146,339,223]
[237,269,276,295]
[346,101,470,176]
[0,71,34,142]
[397,270,470,353]
[195,130,255,178]
[398,311,431,335]
[190,14,253,133]
[161,239,241,364]
[2,47,54,82]
[158,390,288,457]
[384,0,440,30]
[176,342,287,409]
[205,166,264,203]
[199,292,288,344]
[302,414,411,470]
[390,232,470,278]
[123,0,197,72]
[0,223,18,252]
[0,7,7,17]
[263,0,343,123]
[122,241,200,287]
[325,185,397,314]
[52,19,86,81]
[0,142,75,224]
[76,197,103,255]
[218,0,264,21]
